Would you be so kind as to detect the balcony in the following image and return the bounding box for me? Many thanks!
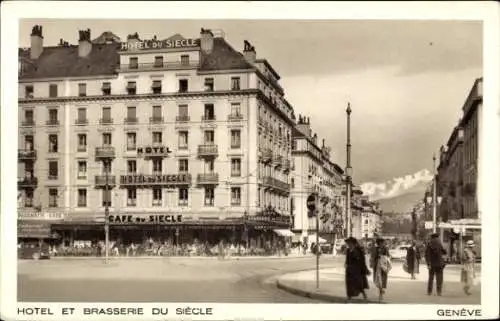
[273,155,283,168]
[124,117,138,125]
[149,116,164,124]
[201,115,216,122]
[176,115,190,122]
[228,113,244,121]
[18,149,37,160]
[99,118,113,125]
[197,173,219,185]
[45,119,60,126]
[95,146,116,160]
[197,144,218,157]
[260,148,273,163]
[117,61,200,72]
[263,176,290,193]
[75,118,89,125]
[21,120,35,127]
[18,177,38,189]
[94,175,117,188]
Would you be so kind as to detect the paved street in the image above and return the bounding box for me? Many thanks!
[277,261,481,305]
[18,255,341,302]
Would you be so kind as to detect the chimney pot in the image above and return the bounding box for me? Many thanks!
[78,28,92,57]
[30,25,44,59]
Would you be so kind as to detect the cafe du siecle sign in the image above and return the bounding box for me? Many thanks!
[108,214,183,224]
[121,39,199,51]
[137,146,172,158]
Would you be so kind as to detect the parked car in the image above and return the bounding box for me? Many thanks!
[389,245,410,260]
[18,243,51,260]
[320,243,333,254]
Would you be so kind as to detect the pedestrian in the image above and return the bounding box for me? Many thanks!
[370,238,391,302]
[218,240,225,260]
[425,233,447,296]
[461,240,477,295]
[405,241,421,279]
[344,237,370,302]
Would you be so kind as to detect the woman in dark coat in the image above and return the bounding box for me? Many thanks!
[344,237,370,301]
[406,242,420,279]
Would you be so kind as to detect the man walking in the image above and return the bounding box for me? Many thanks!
[425,233,447,296]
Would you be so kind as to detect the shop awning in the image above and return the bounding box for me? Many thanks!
[273,229,294,237]
[307,234,328,244]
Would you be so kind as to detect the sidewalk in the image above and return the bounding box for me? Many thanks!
[276,262,481,304]
[46,253,315,260]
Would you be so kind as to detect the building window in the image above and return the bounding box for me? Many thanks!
[180,55,189,65]
[152,105,163,122]
[127,188,137,207]
[25,190,34,207]
[48,109,58,125]
[77,161,87,179]
[152,159,162,174]
[204,130,214,144]
[49,84,58,98]
[24,109,34,125]
[178,131,188,149]
[25,85,34,98]
[102,107,112,123]
[152,80,162,94]
[204,188,215,206]
[102,82,111,95]
[204,159,215,173]
[77,134,87,152]
[126,106,137,122]
[78,83,87,97]
[204,78,214,91]
[102,133,112,146]
[77,189,87,207]
[179,188,188,206]
[231,103,241,117]
[77,108,87,124]
[49,188,58,208]
[178,104,189,121]
[203,104,215,120]
[48,134,58,153]
[230,130,241,148]
[231,77,241,90]
[102,190,112,207]
[127,132,136,150]
[231,158,241,177]
[179,79,188,92]
[127,160,137,173]
[154,56,163,68]
[103,161,112,174]
[179,159,189,173]
[24,135,34,150]
[127,81,137,95]
[152,188,162,206]
[231,187,241,205]
[153,131,162,144]
[129,57,138,69]
[291,178,294,188]
[364,219,369,225]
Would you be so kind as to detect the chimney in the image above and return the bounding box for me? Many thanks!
[322,139,325,148]
[296,115,312,138]
[78,29,92,57]
[243,40,256,64]
[313,133,318,145]
[200,28,214,54]
[30,25,43,60]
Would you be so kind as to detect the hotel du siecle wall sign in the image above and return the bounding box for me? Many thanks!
[121,38,199,51]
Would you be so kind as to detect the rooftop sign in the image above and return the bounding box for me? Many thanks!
[121,39,199,51]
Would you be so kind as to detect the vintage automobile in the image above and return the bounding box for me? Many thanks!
[389,244,410,260]
[18,243,51,260]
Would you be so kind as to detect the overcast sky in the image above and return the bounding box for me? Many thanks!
[19,19,482,191]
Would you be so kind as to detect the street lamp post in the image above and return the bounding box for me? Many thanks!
[345,103,353,237]
[432,154,437,234]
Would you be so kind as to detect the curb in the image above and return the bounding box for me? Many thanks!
[45,255,317,261]
[275,279,382,304]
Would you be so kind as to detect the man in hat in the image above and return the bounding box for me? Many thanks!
[425,233,447,296]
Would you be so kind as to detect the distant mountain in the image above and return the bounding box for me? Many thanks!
[361,169,432,214]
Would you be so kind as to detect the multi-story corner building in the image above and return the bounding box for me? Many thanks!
[290,115,344,245]
[17,25,297,247]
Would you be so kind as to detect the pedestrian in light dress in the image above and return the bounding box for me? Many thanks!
[344,237,370,302]
[370,238,391,302]
[461,240,477,295]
